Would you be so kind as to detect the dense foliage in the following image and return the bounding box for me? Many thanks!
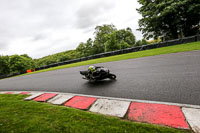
[0,54,36,75]
[34,50,78,67]
[76,25,138,56]
[137,0,200,40]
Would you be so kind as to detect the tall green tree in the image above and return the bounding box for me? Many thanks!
[115,29,136,47]
[105,28,136,52]
[76,42,85,57]
[105,32,119,52]
[93,24,117,53]
[76,38,94,57]
[137,0,200,40]
[85,38,94,56]
[0,55,10,75]
[9,55,36,73]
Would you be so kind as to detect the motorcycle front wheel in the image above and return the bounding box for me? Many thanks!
[108,74,117,80]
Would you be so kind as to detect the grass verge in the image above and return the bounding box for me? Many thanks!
[0,94,189,133]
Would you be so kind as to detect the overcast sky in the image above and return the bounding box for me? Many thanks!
[0,0,142,59]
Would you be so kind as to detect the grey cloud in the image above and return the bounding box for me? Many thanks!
[0,0,75,39]
[0,0,76,55]
[75,1,115,29]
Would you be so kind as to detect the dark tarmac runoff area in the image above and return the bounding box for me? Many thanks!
[0,50,200,105]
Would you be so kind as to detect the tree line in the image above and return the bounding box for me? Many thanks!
[76,24,148,57]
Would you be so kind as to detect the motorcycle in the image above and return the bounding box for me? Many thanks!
[80,66,116,81]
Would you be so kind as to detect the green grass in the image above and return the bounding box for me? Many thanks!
[12,41,200,77]
[0,94,190,133]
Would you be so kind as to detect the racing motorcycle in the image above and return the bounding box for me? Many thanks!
[80,66,116,81]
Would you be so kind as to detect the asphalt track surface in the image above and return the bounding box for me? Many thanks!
[0,50,200,105]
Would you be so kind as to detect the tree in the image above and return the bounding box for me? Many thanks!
[115,29,136,47]
[93,24,117,54]
[137,0,200,40]
[0,55,10,75]
[119,40,130,49]
[9,55,36,73]
[76,38,94,57]
[76,42,85,57]
[105,32,119,52]
[59,55,70,62]
[135,39,149,46]
[105,28,136,52]
[85,38,94,56]
[21,54,32,59]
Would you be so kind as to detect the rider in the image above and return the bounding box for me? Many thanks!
[88,66,107,79]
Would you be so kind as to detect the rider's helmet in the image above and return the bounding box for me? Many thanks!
[88,66,96,72]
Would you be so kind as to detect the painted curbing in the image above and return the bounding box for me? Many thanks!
[47,94,74,105]
[89,99,130,118]
[182,108,200,133]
